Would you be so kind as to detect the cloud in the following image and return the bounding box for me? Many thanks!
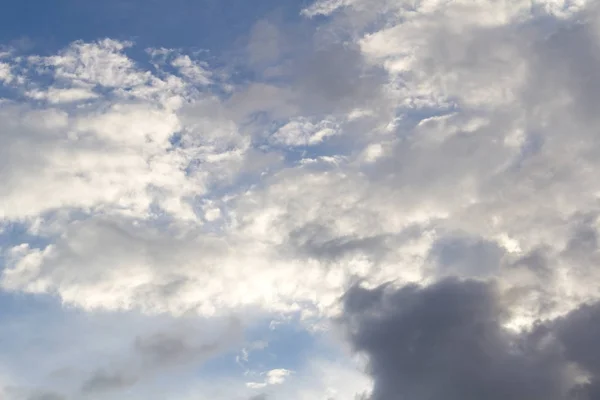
[2,2,600,398]
[301,0,357,17]
[27,393,66,400]
[248,394,268,400]
[273,358,372,400]
[43,39,149,88]
[340,279,600,400]
[133,324,240,368]
[76,316,243,396]
[81,370,138,394]
[1,2,599,332]
[341,279,575,400]
[0,62,13,83]
[269,117,340,147]
[246,382,268,390]
[247,368,293,389]
[303,0,590,20]
[553,302,600,398]
[0,40,251,221]
[265,369,292,385]
[0,387,67,400]
[25,87,98,104]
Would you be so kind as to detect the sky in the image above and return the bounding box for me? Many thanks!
[1,0,600,399]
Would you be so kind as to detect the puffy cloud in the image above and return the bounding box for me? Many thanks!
[247,368,293,389]
[269,118,340,147]
[340,279,590,400]
[170,55,212,86]
[42,39,149,89]
[0,2,597,330]
[0,40,253,221]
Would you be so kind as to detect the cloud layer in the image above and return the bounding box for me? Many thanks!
[1,0,600,398]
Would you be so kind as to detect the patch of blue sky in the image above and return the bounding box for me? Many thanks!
[0,292,85,387]
[0,289,61,329]
[0,293,242,388]
[0,78,21,102]
[189,314,321,377]
[0,220,50,250]
[0,221,50,275]
[247,316,345,368]
[0,0,311,56]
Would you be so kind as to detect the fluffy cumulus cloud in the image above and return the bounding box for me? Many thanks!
[1,0,600,398]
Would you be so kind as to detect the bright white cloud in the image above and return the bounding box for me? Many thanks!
[43,39,149,88]
[2,14,600,325]
[171,55,212,86]
[266,369,292,385]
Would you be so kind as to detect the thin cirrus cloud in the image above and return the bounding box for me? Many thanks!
[0,0,600,399]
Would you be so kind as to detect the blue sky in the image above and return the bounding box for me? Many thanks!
[1,1,600,399]
[0,0,309,53]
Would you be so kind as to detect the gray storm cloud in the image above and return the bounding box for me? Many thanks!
[342,279,600,400]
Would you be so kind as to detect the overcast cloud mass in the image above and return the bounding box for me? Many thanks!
[1,0,600,399]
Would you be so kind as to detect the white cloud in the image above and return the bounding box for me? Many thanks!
[303,0,590,20]
[25,87,98,103]
[246,368,293,390]
[0,62,12,83]
[301,0,358,17]
[269,117,340,147]
[171,55,212,86]
[246,382,267,389]
[265,368,293,385]
[0,41,251,221]
[43,39,149,88]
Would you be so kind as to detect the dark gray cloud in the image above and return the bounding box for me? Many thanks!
[554,303,600,399]
[341,279,572,400]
